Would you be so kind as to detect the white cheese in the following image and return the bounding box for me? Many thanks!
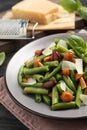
[12,0,59,24]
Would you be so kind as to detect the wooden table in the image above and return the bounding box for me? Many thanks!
[0,1,87,130]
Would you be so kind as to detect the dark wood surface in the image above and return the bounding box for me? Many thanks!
[0,1,87,130]
[0,1,30,130]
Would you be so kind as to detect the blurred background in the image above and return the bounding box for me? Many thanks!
[0,0,87,12]
[0,0,20,12]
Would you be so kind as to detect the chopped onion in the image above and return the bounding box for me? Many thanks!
[62,60,76,70]
[75,59,83,74]
[80,94,87,105]
[57,39,67,48]
[42,42,55,56]
[42,47,52,56]
[60,80,66,91]
[27,78,36,85]
[62,59,84,74]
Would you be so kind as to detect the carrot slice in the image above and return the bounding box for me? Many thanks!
[34,59,41,67]
[71,57,76,63]
[62,68,70,76]
[75,73,84,80]
[34,50,41,57]
[80,77,87,89]
[64,52,75,63]
[38,61,43,67]
[60,91,73,102]
[44,55,52,62]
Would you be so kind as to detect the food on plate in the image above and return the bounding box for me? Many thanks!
[12,0,59,25]
[18,34,87,110]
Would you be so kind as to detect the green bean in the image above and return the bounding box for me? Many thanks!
[18,65,24,85]
[20,82,43,88]
[66,86,74,94]
[75,85,82,108]
[23,66,49,75]
[52,86,59,105]
[70,70,77,87]
[24,74,30,78]
[63,76,76,92]
[45,72,50,77]
[56,82,74,94]
[56,45,68,53]
[32,74,44,82]
[35,94,42,103]
[56,83,64,94]
[56,74,62,81]
[50,76,56,80]
[43,62,62,81]
[42,95,51,105]
[55,38,60,44]
[24,87,48,95]
[26,55,46,68]
[44,61,59,67]
[51,102,76,110]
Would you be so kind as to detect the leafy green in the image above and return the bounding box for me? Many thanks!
[67,35,87,53]
[60,0,82,12]
[75,0,82,9]
[0,52,5,66]
[78,6,87,21]
[67,35,87,63]
[60,0,87,21]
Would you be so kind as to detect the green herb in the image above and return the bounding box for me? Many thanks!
[60,0,87,21]
[78,6,87,21]
[60,0,79,12]
[0,52,5,66]
[67,35,87,63]
[67,35,87,54]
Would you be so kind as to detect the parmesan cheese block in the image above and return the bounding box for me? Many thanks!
[12,0,59,25]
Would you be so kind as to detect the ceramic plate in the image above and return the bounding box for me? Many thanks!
[5,33,87,119]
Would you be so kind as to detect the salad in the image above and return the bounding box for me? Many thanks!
[18,34,87,110]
